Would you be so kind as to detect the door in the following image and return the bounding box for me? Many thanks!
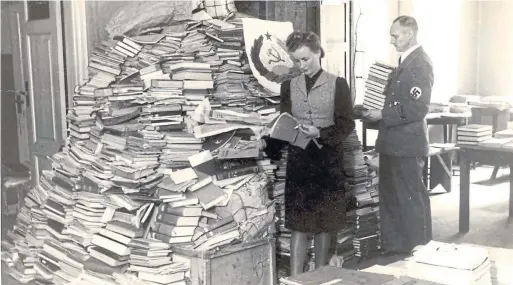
[9,1,67,184]
[320,0,352,102]
[7,2,30,167]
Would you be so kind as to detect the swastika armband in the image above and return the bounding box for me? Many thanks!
[410,87,422,99]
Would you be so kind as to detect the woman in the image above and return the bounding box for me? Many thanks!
[264,31,355,275]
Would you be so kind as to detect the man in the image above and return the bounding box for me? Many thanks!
[362,15,434,254]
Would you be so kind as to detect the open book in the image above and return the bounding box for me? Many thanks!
[268,113,321,149]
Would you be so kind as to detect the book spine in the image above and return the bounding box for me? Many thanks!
[151,232,171,243]
[154,222,196,237]
[215,165,259,180]
[367,75,388,86]
[216,159,257,170]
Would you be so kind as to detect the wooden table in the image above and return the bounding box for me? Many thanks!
[469,106,511,179]
[426,145,459,192]
[458,145,513,233]
[361,113,469,151]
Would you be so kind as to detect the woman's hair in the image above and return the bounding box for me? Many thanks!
[285,31,325,58]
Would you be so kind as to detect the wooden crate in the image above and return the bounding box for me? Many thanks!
[172,238,276,285]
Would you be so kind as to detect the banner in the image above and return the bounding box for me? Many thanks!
[241,18,301,95]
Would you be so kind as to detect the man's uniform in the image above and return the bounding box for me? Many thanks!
[375,46,434,253]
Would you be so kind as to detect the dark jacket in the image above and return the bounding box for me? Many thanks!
[375,46,434,157]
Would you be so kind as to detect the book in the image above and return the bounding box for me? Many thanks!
[268,113,321,149]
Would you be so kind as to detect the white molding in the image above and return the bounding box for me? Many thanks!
[63,0,88,107]
[475,0,482,95]
[320,2,350,78]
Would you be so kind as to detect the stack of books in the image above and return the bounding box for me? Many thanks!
[351,206,381,259]
[332,225,357,265]
[270,150,288,256]
[336,132,381,261]
[363,62,395,110]
[343,131,370,187]
[125,238,188,285]
[492,129,513,150]
[332,131,367,263]
[494,129,513,139]
[457,125,493,146]
[2,15,280,285]
[407,241,498,285]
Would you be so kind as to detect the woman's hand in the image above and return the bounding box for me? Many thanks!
[298,124,320,139]
[258,139,267,151]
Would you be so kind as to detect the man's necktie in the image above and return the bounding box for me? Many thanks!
[398,57,402,66]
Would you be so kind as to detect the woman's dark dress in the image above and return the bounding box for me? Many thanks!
[265,70,355,233]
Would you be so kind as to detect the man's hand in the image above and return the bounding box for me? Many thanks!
[298,124,320,139]
[361,109,383,121]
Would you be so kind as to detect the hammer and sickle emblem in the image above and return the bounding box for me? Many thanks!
[267,46,285,64]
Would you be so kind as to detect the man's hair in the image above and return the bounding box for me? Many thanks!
[393,15,418,36]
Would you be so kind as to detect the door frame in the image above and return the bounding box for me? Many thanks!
[62,0,89,107]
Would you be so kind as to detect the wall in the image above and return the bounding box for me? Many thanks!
[456,1,479,95]
[399,0,481,102]
[355,0,482,145]
[1,4,12,54]
[84,1,317,54]
[476,0,513,98]
[352,0,400,145]
[85,1,196,55]
[411,0,463,102]
[269,1,320,33]
[400,0,513,99]
[354,0,399,105]
[85,1,129,54]
[237,1,319,33]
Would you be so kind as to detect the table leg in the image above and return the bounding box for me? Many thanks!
[459,154,471,233]
[491,166,499,180]
[492,114,499,134]
[443,124,448,143]
[448,124,453,143]
[490,114,502,180]
[510,165,513,217]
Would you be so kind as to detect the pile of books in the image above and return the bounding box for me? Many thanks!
[407,241,498,285]
[363,62,394,110]
[351,206,381,259]
[488,129,513,150]
[457,125,493,146]
[2,14,280,285]
[269,149,288,256]
[494,129,513,140]
[332,225,357,266]
[328,132,381,264]
[345,133,381,260]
